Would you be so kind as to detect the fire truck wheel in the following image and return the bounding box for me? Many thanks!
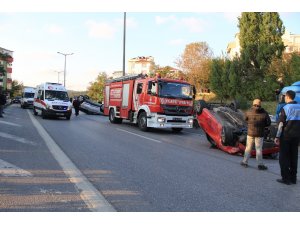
[109,108,117,123]
[138,111,148,131]
[109,108,122,124]
[172,128,183,133]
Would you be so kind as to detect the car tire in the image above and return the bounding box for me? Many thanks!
[221,126,234,146]
[33,107,38,116]
[138,111,148,131]
[66,115,71,120]
[172,128,183,133]
[195,100,207,115]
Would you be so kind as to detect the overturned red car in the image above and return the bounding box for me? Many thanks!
[194,100,279,158]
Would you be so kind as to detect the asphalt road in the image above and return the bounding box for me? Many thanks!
[1,104,300,212]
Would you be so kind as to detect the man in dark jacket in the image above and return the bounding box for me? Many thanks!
[241,99,271,170]
[275,90,300,185]
[72,96,80,116]
[0,86,7,118]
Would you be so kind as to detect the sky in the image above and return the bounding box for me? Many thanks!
[0,1,300,92]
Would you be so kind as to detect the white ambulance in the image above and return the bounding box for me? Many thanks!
[33,82,72,120]
[21,87,35,108]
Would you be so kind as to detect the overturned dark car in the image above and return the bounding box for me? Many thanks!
[78,95,104,115]
[194,100,279,158]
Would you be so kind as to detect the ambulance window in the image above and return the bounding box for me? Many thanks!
[137,83,143,94]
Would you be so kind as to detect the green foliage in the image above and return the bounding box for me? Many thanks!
[10,80,23,97]
[236,12,285,100]
[289,53,300,83]
[209,58,228,101]
[87,72,107,102]
[0,64,6,77]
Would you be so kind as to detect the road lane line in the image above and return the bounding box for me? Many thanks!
[27,110,115,212]
[0,131,36,145]
[0,121,21,127]
[116,128,162,143]
[0,159,33,177]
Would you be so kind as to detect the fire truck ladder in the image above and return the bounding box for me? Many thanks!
[107,74,145,83]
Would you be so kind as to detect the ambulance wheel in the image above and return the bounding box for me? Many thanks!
[172,128,183,133]
[33,107,38,116]
[42,110,46,119]
[138,111,148,131]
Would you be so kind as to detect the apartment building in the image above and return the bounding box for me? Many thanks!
[227,30,300,59]
[127,56,155,75]
[0,47,14,91]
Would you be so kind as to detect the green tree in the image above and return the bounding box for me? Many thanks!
[209,58,230,102]
[289,53,300,83]
[87,72,107,102]
[238,12,285,100]
[10,80,23,97]
[228,58,242,99]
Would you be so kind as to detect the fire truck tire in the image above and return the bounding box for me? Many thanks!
[138,111,148,131]
[109,108,122,124]
[172,128,183,133]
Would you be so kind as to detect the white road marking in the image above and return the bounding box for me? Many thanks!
[0,120,21,127]
[27,110,115,212]
[0,159,33,177]
[0,132,36,145]
[116,128,162,143]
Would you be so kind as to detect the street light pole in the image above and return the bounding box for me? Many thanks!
[54,70,63,84]
[122,12,126,77]
[57,52,74,87]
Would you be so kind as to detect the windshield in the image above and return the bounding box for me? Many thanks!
[158,81,192,99]
[45,90,69,101]
[24,93,34,98]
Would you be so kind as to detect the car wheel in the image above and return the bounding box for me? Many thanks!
[195,100,207,115]
[33,107,38,116]
[172,128,183,133]
[138,111,148,131]
[66,115,71,120]
[206,133,217,147]
[221,126,234,146]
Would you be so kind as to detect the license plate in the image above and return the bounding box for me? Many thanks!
[56,113,64,116]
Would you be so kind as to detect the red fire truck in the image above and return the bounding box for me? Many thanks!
[103,74,195,132]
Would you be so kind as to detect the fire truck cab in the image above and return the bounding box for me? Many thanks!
[104,74,194,132]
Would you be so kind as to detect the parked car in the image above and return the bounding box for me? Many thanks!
[11,96,21,104]
[194,100,279,158]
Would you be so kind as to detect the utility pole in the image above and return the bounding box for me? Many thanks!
[122,12,126,76]
[54,70,63,84]
[57,52,74,87]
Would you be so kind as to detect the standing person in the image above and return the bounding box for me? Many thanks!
[0,86,7,118]
[240,99,271,170]
[72,96,80,116]
[274,90,300,185]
